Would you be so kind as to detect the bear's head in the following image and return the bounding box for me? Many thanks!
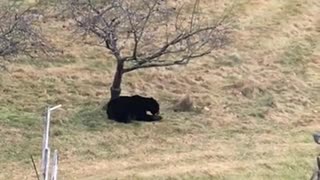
[146,97,160,115]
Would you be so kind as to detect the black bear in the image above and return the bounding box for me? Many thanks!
[105,95,161,123]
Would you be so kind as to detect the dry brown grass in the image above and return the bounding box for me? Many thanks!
[0,0,320,179]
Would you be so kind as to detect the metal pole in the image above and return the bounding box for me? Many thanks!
[41,105,62,180]
[45,108,51,149]
[51,150,59,180]
[41,106,50,179]
[49,105,62,112]
[44,147,51,180]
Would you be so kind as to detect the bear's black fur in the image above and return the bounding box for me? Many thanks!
[105,95,161,123]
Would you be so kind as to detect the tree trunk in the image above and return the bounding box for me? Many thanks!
[110,61,124,100]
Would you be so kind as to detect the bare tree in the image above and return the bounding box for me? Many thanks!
[69,0,232,99]
[0,2,50,61]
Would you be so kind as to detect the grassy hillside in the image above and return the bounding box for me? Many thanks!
[0,0,320,179]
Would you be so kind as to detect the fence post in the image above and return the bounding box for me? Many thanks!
[44,148,51,180]
[41,105,61,180]
[41,106,51,179]
[51,150,59,180]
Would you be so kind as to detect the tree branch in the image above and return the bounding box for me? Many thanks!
[68,0,232,73]
[0,4,54,59]
[123,50,211,73]
[144,26,219,61]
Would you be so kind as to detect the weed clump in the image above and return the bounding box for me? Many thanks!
[173,94,194,112]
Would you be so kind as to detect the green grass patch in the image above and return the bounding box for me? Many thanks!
[17,55,77,68]
[279,36,317,76]
[87,59,114,73]
[245,93,274,119]
[0,107,40,129]
[215,53,243,67]
[0,108,42,163]
[227,88,275,120]
[69,105,109,131]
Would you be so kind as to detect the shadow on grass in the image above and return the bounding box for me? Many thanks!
[69,105,110,131]
[69,105,168,131]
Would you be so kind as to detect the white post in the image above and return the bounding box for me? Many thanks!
[49,105,62,112]
[41,110,46,177]
[44,147,51,180]
[45,108,51,149]
[41,106,51,179]
[41,105,62,180]
[51,150,59,180]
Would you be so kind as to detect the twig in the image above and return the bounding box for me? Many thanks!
[30,155,40,180]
